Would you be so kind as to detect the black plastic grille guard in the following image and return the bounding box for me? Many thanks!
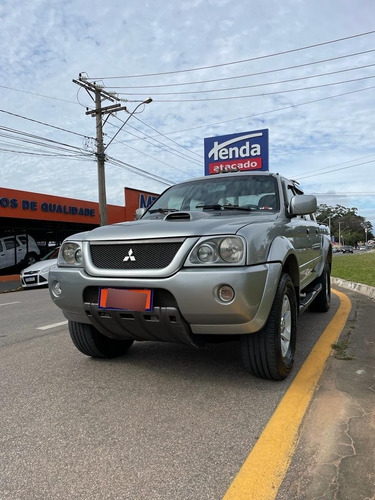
[84,302,202,347]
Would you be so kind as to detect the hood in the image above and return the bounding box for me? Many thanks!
[84,211,277,241]
[21,259,58,274]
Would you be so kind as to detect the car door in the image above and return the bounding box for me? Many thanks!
[3,236,24,267]
[0,240,7,270]
[284,184,318,289]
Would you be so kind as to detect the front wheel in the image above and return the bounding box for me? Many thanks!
[240,273,297,380]
[69,321,134,358]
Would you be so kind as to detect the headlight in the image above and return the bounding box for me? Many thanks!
[219,237,244,263]
[197,243,218,263]
[58,242,83,267]
[188,236,245,265]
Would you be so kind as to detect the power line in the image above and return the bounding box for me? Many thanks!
[114,65,375,97]
[0,85,77,104]
[153,84,375,135]
[296,159,375,180]
[313,193,375,196]
[0,147,92,160]
[107,120,196,177]
[132,115,202,160]
[106,49,375,89]
[109,115,202,167]
[87,30,375,79]
[106,155,174,186]
[294,154,375,178]
[0,125,93,162]
[147,74,375,102]
[0,109,91,139]
[0,126,89,151]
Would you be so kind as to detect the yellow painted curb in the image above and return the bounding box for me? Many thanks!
[223,289,352,500]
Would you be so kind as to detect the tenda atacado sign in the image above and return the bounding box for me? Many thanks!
[204,129,269,175]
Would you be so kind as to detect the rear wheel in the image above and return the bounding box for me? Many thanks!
[23,252,38,267]
[240,273,297,380]
[309,262,331,312]
[69,321,133,358]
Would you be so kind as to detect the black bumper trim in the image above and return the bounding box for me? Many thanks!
[84,302,201,347]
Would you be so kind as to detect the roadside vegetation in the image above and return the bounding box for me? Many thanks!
[317,204,373,246]
[332,251,375,287]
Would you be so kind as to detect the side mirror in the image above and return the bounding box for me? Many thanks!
[289,195,317,215]
[135,208,146,220]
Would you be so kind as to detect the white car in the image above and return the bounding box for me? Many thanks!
[20,247,60,289]
[0,234,40,271]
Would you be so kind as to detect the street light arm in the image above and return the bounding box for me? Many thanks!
[103,98,152,152]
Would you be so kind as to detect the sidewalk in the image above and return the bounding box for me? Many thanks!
[278,281,375,499]
[0,274,22,293]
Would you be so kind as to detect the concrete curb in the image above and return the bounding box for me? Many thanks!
[331,276,375,301]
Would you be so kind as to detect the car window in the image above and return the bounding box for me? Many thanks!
[0,241,3,252]
[4,238,20,250]
[41,247,60,260]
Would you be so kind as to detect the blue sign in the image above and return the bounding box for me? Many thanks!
[204,129,269,175]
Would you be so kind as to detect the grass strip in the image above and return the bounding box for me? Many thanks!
[332,251,375,287]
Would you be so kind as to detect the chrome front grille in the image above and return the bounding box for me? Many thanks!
[89,239,184,270]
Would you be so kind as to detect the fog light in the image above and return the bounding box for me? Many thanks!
[218,285,235,303]
[51,280,62,297]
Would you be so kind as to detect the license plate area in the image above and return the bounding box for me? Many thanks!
[25,276,37,283]
[99,288,153,312]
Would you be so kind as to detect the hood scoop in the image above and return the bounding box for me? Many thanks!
[164,211,210,221]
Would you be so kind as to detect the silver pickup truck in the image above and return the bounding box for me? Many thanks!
[49,171,332,380]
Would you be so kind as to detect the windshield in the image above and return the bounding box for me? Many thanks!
[41,247,60,260]
[146,175,279,215]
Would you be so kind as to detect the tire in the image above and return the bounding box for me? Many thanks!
[240,273,297,381]
[24,252,38,267]
[68,321,134,358]
[309,262,331,313]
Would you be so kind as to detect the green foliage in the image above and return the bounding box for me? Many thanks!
[317,204,374,245]
[332,252,375,287]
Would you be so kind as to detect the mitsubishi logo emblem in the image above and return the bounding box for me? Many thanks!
[123,248,136,262]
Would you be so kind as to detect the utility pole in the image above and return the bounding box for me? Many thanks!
[72,74,152,226]
[73,75,122,225]
[94,86,108,226]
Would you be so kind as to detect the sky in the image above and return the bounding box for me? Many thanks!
[1,0,375,233]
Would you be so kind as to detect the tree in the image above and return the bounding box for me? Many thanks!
[316,204,374,246]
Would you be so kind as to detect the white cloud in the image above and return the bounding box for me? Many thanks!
[1,0,375,227]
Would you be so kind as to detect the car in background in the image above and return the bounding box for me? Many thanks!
[0,234,40,271]
[359,246,367,251]
[341,245,354,254]
[20,247,60,289]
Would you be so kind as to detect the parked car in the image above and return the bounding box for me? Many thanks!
[341,246,354,253]
[20,247,59,288]
[359,246,367,251]
[0,234,40,271]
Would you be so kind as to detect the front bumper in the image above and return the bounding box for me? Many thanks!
[21,273,48,288]
[48,263,281,338]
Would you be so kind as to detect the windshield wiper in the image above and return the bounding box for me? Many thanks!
[148,208,179,214]
[196,204,256,211]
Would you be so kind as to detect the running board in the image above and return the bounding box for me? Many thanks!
[299,284,322,314]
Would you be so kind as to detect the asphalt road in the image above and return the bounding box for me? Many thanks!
[0,288,341,500]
